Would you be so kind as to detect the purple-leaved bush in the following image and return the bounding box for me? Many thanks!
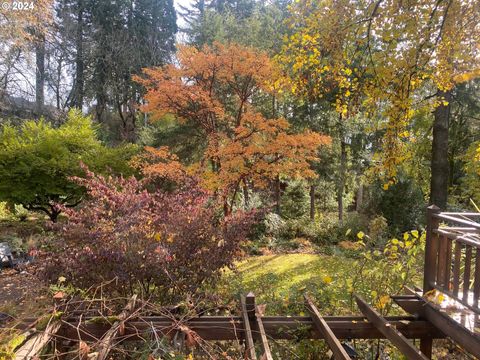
[43,165,255,299]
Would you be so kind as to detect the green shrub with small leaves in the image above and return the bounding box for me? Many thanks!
[0,202,11,220]
[0,110,139,221]
[13,205,28,222]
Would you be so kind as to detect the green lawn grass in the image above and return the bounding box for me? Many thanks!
[216,254,359,315]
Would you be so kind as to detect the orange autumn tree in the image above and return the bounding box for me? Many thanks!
[131,146,188,187]
[135,43,330,214]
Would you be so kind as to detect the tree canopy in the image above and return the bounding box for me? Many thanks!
[135,43,330,214]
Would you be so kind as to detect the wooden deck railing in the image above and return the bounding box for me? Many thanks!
[424,205,480,313]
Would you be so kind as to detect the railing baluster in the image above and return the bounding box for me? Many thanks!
[436,234,448,289]
[463,246,472,303]
[444,238,452,289]
[452,242,462,296]
[473,248,480,309]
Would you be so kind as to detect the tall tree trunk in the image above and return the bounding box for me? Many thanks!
[338,123,347,225]
[275,175,281,216]
[96,69,107,122]
[309,184,315,221]
[74,0,84,109]
[430,89,452,210]
[35,33,45,114]
[56,57,62,109]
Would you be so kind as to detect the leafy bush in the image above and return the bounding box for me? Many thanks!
[13,205,28,222]
[0,110,138,221]
[43,167,254,300]
[335,212,369,242]
[287,212,370,246]
[249,211,370,251]
[264,212,286,235]
[0,202,11,220]
[368,215,389,245]
[349,230,425,314]
[309,213,339,244]
[362,178,425,233]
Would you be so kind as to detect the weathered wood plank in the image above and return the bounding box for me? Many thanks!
[424,205,441,292]
[474,248,480,308]
[419,337,433,359]
[396,291,480,358]
[304,295,351,360]
[246,294,272,360]
[355,295,428,360]
[240,295,257,360]
[392,295,434,359]
[463,246,472,302]
[444,238,452,288]
[60,316,444,342]
[453,242,462,296]
[14,320,62,360]
[437,234,448,288]
[255,307,273,360]
[434,214,480,230]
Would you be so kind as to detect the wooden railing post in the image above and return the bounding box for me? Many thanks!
[241,293,257,360]
[246,292,256,321]
[423,205,440,293]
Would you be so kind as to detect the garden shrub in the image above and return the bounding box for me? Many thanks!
[335,212,369,242]
[314,213,341,244]
[13,205,28,222]
[362,178,425,233]
[43,167,255,300]
[349,230,426,314]
[0,110,139,222]
[0,202,11,220]
[280,180,309,219]
[368,215,389,245]
[249,210,377,252]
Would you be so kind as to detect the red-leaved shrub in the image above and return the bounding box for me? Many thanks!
[44,166,254,299]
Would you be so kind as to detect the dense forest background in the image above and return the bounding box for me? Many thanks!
[0,0,479,236]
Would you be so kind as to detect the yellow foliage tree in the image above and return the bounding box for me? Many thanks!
[279,0,480,208]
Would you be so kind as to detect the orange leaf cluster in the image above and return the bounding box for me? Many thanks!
[132,146,187,185]
[135,42,330,209]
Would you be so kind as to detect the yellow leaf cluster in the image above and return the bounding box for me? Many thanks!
[278,0,480,181]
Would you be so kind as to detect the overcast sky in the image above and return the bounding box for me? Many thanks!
[174,0,193,27]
